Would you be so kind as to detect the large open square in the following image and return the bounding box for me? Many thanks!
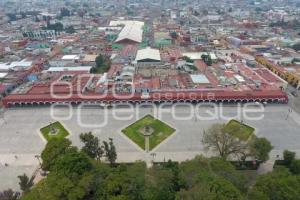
[1,104,300,190]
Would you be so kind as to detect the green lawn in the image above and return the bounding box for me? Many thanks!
[224,120,255,141]
[40,121,69,141]
[122,115,175,150]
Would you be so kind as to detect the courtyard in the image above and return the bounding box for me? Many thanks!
[0,104,300,190]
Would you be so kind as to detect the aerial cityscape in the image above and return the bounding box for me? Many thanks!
[0,0,300,199]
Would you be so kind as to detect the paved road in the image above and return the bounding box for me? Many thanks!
[1,104,300,190]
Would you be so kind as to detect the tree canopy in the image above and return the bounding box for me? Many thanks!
[21,136,251,200]
[250,167,300,200]
[202,123,249,160]
[65,26,76,34]
[201,54,212,66]
[103,138,117,167]
[18,174,34,194]
[12,129,299,200]
[41,138,76,171]
[80,132,103,160]
[90,54,111,74]
[250,137,273,162]
[202,123,272,163]
[292,43,300,51]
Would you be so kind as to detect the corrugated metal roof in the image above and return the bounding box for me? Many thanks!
[0,72,7,78]
[0,59,32,71]
[47,66,92,72]
[61,55,80,60]
[110,20,144,43]
[135,47,161,62]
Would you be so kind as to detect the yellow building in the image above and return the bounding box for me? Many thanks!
[256,56,300,89]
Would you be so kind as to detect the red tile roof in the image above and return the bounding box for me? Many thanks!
[194,60,207,72]
[0,84,6,92]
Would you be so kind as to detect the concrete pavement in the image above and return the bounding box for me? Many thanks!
[1,104,300,190]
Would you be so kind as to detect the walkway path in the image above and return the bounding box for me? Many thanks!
[257,160,275,175]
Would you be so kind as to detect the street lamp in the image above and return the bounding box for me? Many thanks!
[35,155,42,168]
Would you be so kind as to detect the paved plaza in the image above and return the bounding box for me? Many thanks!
[0,104,300,190]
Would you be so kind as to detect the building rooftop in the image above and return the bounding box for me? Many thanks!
[135,47,161,62]
[110,20,144,43]
[0,72,7,78]
[0,59,32,71]
[190,74,210,84]
[82,54,97,62]
[47,66,92,72]
[182,52,208,60]
[61,55,80,60]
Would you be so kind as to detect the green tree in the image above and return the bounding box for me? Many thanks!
[255,7,263,12]
[176,156,244,199]
[250,137,273,162]
[103,138,117,167]
[101,173,135,199]
[46,22,64,32]
[161,160,182,191]
[18,174,34,193]
[95,54,104,68]
[65,26,75,34]
[290,159,300,174]
[249,167,300,200]
[21,171,93,200]
[201,54,212,66]
[247,188,268,200]
[179,156,246,193]
[60,7,70,17]
[91,54,111,74]
[176,176,243,200]
[20,12,26,19]
[170,31,178,39]
[23,151,94,199]
[202,124,249,160]
[283,150,296,166]
[292,43,300,51]
[89,67,97,74]
[96,162,146,200]
[182,56,194,63]
[53,152,93,180]
[143,167,176,200]
[41,138,76,171]
[80,132,104,160]
[6,13,17,22]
